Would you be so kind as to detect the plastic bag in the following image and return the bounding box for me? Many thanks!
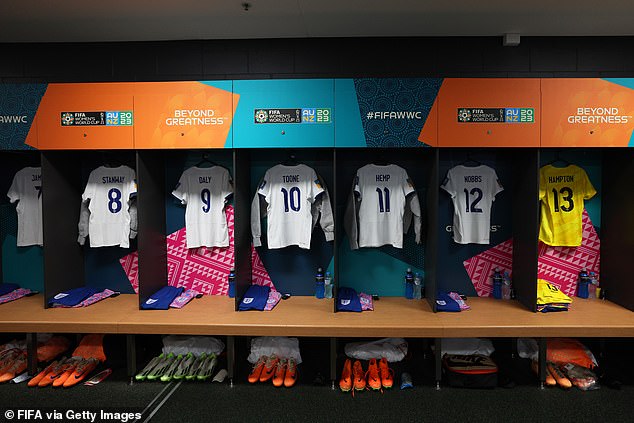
[561,363,600,391]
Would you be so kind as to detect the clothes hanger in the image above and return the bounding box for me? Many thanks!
[459,153,481,167]
[281,153,299,166]
[194,153,218,168]
[373,151,389,166]
[101,151,122,168]
[545,151,571,167]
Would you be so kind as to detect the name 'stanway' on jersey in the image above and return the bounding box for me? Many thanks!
[102,176,127,184]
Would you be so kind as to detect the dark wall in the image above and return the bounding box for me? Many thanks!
[1,37,633,83]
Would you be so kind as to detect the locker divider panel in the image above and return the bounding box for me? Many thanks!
[136,151,168,305]
[233,149,252,310]
[332,149,338,312]
[425,149,439,312]
[511,148,540,312]
[600,148,634,311]
[41,151,85,308]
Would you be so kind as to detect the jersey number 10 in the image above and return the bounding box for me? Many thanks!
[281,187,300,212]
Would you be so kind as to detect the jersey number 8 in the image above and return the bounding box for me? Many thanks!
[108,188,122,213]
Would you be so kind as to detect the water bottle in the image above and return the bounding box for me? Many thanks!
[315,267,325,299]
[228,268,236,298]
[492,267,503,300]
[413,273,422,300]
[502,271,511,300]
[577,268,589,299]
[588,271,597,299]
[324,271,333,299]
[405,268,414,299]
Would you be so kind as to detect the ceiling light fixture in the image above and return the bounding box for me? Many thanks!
[503,33,521,47]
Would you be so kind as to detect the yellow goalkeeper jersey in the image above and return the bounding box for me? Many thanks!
[539,165,596,247]
[537,279,572,305]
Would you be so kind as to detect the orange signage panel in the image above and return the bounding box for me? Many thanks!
[134,81,236,149]
[541,79,634,147]
[437,79,540,147]
[35,83,135,150]
[418,98,438,147]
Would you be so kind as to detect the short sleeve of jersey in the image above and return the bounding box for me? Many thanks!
[257,169,272,200]
[223,170,234,201]
[539,169,547,200]
[172,170,190,204]
[491,169,504,200]
[583,171,597,200]
[81,171,97,202]
[440,168,457,197]
[308,168,324,203]
[7,174,19,203]
[128,173,138,198]
[402,169,415,197]
[353,173,361,197]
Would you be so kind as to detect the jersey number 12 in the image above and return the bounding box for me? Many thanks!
[464,188,483,213]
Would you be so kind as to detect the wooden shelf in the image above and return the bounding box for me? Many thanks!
[1,294,632,338]
[0,294,138,333]
[441,297,634,338]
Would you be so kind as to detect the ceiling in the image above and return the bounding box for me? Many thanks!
[1,0,633,43]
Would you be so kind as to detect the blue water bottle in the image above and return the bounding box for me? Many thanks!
[315,267,325,299]
[405,268,414,299]
[492,267,503,299]
[577,268,589,299]
[228,268,236,298]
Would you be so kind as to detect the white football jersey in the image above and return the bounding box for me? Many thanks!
[172,166,233,249]
[7,167,43,247]
[82,165,137,248]
[354,164,415,248]
[257,164,324,249]
[441,165,503,244]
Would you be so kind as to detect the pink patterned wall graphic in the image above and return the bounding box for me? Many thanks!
[464,210,600,298]
[120,205,275,295]
[463,239,513,297]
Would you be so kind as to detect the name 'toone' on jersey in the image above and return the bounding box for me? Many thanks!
[82,165,137,248]
[441,165,503,245]
[7,167,43,247]
[172,166,233,249]
[354,164,415,248]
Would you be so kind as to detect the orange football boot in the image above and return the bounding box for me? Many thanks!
[63,358,100,388]
[366,358,381,391]
[272,358,287,387]
[248,355,267,383]
[284,358,297,388]
[39,358,73,387]
[379,357,394,389]
[52,357,82,387]
[29,360,61,387]
[0,353,27,383]
[352,360,366,391]
[259,354,279,383]
[339,359,352,392]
